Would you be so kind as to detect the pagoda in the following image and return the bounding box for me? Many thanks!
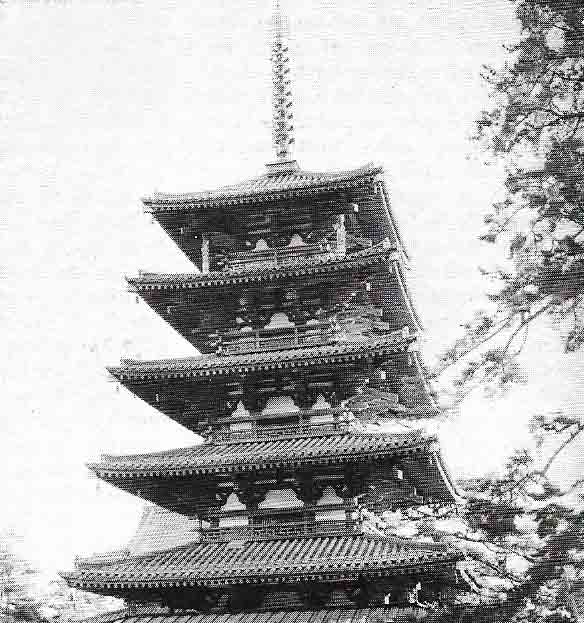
[63,4,469,621]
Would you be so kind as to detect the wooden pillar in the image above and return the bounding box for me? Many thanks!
[201,234,210,274]
[336,214,346,257]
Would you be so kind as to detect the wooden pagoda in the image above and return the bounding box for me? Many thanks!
[63,3,469,620]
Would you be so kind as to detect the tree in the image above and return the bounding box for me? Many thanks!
[421,3,584,620]
[378,409,584,622]
[434,0,584,400]
[0,532,45,622]
[454,411,584,622]
[0,530,120,623]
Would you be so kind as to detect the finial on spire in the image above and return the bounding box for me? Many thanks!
[271,0,295,163]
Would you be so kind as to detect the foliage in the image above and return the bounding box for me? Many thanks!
[0,531,120,623]
[428,2,584,613]
[448,411,584,622]
[434,0,584,399]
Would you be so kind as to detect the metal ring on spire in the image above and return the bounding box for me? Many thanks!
[271,0,294,162]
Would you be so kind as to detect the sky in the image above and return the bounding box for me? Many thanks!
[2,0,583,573]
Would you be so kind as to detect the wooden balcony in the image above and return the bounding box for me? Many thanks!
[211,421,352,442]
[199,518,367,542]
[221,241,341,272]
[217,320,337,355]
[211,407,355,441]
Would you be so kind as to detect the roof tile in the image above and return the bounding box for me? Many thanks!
[65,534,460,589]
[142,164,382,209]
[91,431,432,477]
[128,245,396,291]
[111,334,413,379]
[77,606,435,623]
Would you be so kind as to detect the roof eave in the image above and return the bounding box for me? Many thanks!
[110,341,413,380]
[140,166,385,212]
[89,440,436,480]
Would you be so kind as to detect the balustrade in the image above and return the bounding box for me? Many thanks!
[220,240,341,272]
[200,518,363,542]
[212,407,355,441]
[218,320,338,355]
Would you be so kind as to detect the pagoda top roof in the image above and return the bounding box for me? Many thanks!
[63,532,461,590]
[142,162,383,211]
[128,243,398,291]
[110,333,414,380]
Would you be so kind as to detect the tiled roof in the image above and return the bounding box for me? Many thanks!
[79,606,437,623]
[63,533,461,589]
[89,431,436,477]
[88,430,463,505]
[128,245,397,291]
[142,163,382,210]
[127,506,201,556]
[109,335,414,380]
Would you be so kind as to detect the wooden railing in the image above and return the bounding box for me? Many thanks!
[211,421,351,442]
[216,320,408,357]
[222,241,340,272]
[217,321,338,355]
[211,407,355,441]
[200,519,363,542]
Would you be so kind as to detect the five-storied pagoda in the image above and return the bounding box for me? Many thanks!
[63,3,470,621]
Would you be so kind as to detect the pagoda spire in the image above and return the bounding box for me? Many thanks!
[271,0,295,162]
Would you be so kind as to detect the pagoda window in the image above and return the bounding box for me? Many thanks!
[261,395,299,414]
[256,395,300,428]
[258,488,304,510]
[264,312,294,329]
[312,393,332,409]
[253,238,270,252]
[231,401,250,418]
[228,401,253,432]
[218,493,249,528]
[308,393,335,425]
[314,486,346,523]
[220,492,247,512]
[288,233,306,247]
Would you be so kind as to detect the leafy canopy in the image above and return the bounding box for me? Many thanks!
[435,0,584,399]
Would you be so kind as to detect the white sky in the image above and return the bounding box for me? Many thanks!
[2,0,583,573]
